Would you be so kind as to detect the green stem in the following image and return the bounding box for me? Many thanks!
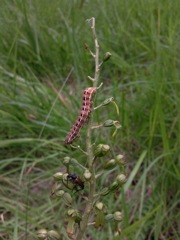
[76,105,95,240]
[76,17,99,240]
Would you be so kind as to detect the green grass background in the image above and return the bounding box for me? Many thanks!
[0,0,179,239]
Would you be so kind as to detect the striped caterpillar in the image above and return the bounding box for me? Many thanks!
[65,87,97,144]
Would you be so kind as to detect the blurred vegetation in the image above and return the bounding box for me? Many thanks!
[0,0,179,239]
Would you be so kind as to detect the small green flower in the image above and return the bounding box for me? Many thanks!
[116,174,127,185]
[105,214,114,222]
[95,201,104,211]
[116,154,125,165]
[62,173,72,189]
[101,181,119,196]
[67,208,82,223]
[63,156,71,166]
[103,119,114,127]
[36,229,48,239]
[113,211,123,222]
[109,181,120,191]
[94,144,110,157]
[47,230,61,240]
[84,169,92,181]
[104,159,116,170]
[94,202,106,227]
[63,192,73,206]
[102,97,114,106]
[66,218,75,239]
[56,190,65,197]
[53,172,63,182]
[103,52,112,62]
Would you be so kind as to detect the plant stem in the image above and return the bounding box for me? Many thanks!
[76,17,100,240]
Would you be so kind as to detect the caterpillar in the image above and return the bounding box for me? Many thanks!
[65,87,97,144]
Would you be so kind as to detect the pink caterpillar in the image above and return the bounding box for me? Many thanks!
[65,87,97,144]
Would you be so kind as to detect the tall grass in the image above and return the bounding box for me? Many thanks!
[0,0,179,239]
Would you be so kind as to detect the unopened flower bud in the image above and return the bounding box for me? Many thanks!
[84,169,92,181]
[56,190,65,197]
[104,159,116,170]
[116,174,127,185]
[113,211,123,222]
[63,156,71,166]
[53,172,63,182]
[101,181,119,196]
[105,214,114,222]
[94,144,110,157]
[84,43,89,50]
[63,192,73,206]
[51,181,62,196]
[116,154,125,165]
[116,154,124,160]
[109,181,119,191]
[62,173,69,187]
[36,229,48,239]
[101,187,109,196]
[103,120,114,127]
[47,230,61,240]
[103,52,112,62]
[102,97,114,106]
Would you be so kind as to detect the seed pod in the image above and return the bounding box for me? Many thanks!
[94,144,110,157]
